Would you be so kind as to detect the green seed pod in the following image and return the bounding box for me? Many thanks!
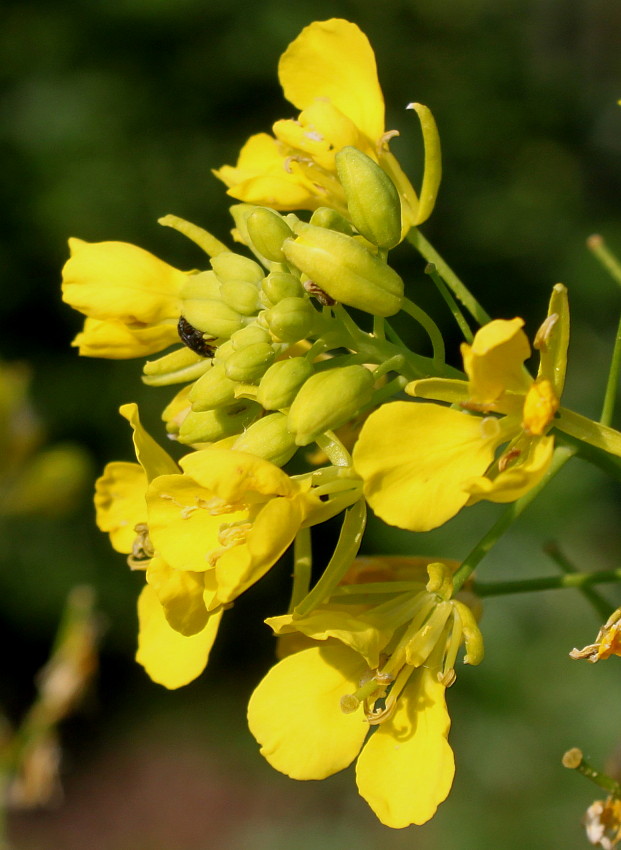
[335,146,402,249]
[257,357,314,410]
[264,296,315,343]
[232,412,298,466]
[142,346,213,386]
[246,208,295,263]
[262,272,304,305]
[230,324,272,350]
[219,280,261,316]
[188,363,237,411]
[176,401,261,444]
[309,207,355,235]
[287,365,375,446]
[182,298,245,339]
[211,251,264,285]
[282,224,403,317]
[223,342,276,383]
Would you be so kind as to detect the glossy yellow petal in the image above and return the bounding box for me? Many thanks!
[179,447,295,502]
[94,461,146,553]
[213,133,285,189]
[62,239,185,325]
[274,100,365,171]
[146,556,208,636]
[136,584,222,689]
[521,379,558,436]
[356,668,454,828]
[353,402,500,531]
[465,434,554,504]
[278,19,385,146]
[72,317,179,359]
[247,644,368,779]
[461,318,532,405]
[119,402,178,482]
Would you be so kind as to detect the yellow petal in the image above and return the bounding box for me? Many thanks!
[119,402,178,482]
[461,318,532,405]
[465,434,554,504]
[72,317,179,359]
[146,556,209,636]
[94,461,146,553]
[213,133,285,188]
[278,19,385,145]
[355,668,454,828]
[179,447,295,502]
[247,644,369,779]
[353,402,500,531]
[136,584,222,689]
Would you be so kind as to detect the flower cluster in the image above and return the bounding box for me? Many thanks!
[60,17,621,833]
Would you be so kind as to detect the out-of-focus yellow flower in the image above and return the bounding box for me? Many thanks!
[214,19,437,233]
[584,796,621,849]
[353,285,568,532]
[570,607,621,662]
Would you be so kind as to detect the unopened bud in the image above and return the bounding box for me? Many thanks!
[257,357,314,411]
[246,208,295,263]
[223,342,276,383]
[262,272,304,305]
[232,412,298,466]
[287,365,375,446]
[309,207,355,235]
[283,225,403,317]
[189,364,237,411]
[182,299,245,339]
[230,325,272,350]
[142,346,213,386]
[176,401,261,444]
[264,297,315,343]
[211,251,263,285]
[336,147,402,249]
[219,280,261,316]
[179,270,221,301]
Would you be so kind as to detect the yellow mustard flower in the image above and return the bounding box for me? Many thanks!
[214,19,435,231]
[584,797,621,849]
[248,559,482,828]
[570,606,621,662]
[61,238,187,358]
[353,285,569,532]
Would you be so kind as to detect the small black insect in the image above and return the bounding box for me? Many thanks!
[177,316,216,358]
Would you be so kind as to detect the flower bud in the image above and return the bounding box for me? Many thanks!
[211,251,263,285]
[179,270,221,301]
[182,299,244,339]
[287,365,375,445]
[232,412,298,466]
[246,208,294,263]
[219,280,261,316]
[257,357,314,410]
[176,401,261,444]
[188,364,237,411]
[230,325,272,350]
[264,297,315,343]
[142,346,213,386]
[309,207,355,235]
[282,225,403,317]
[262,272,304,305]
[335,147,402,249]
[223,342,276,383]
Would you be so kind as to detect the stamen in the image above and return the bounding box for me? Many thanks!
[127,522,154,570]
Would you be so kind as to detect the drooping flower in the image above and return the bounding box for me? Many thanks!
[248,558,482,828]
[352,285,569,532]
[570,606,621,662]
[214,19,439,233]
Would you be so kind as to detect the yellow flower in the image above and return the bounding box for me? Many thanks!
[584,797,621,849]
[248,559,482,828]
[353,285,569,532]
[570,606,621,662]
[214,19,435,232]
[61,238,187,358]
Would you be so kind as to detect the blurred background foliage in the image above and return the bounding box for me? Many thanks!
[1,0,621,847]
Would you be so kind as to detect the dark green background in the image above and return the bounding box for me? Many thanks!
[2,1,621,847]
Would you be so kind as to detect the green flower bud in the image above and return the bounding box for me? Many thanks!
[287,365,375,446]
[232,412,298,466]
[282,225,403,317]
[176,401,261,444]
[264,296,315,343]
[230,325,272,350]
[246,208,294,263]
[211,251,263,285]
[179,270,221,300]
[335,147,402,249]
[262,272,304,305]
[257,357,314,410]
[309,207,355,235]
[142,346,213,386]
[223,342,276,383]
[219,280,261,316]
[188,363,237,411]
[182,298,244,338]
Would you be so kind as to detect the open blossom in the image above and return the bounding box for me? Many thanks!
[353,284,569,532]
[584,797,621,849]
[214,19,436,233]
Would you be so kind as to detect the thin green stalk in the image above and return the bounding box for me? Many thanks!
[600,311,621,427]
[314,432,352,467]
[452,445,575,593]
[473,567,621,598]
[407,228,491,326]
[401,296,446,369]
[425,262,474,342]
[544,542,612,620]
[564,749,621,797]
[289,527,313,611]
[587,234,621,291]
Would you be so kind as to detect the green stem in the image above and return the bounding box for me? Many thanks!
[587,234,621,291]
[294,499,367,617]
[566,751,621,797]
[452,445,575,593]
[401,296,446,369]
[473,567,621,598]
[407,228,491,326]
[600,311,621,427]
[289,527,313,611]
[425,262,474,342]
[544,542,612,620]
[555,407,621,459]
[314,432,352,467]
